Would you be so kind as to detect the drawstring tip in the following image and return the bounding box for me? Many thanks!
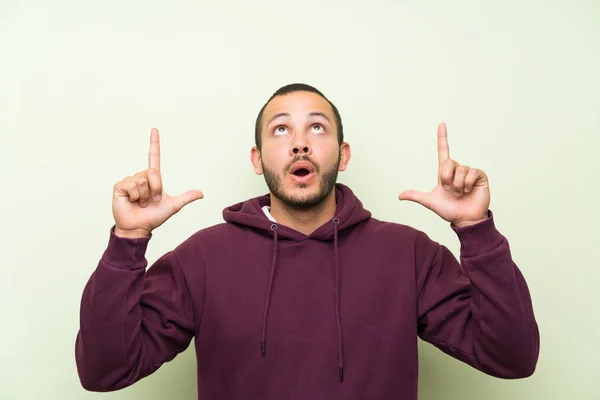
[339,367,344,382]
[261,341,266,356]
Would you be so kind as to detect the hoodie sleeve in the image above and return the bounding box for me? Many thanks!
[75,227,198,392]
[415,210,539,379]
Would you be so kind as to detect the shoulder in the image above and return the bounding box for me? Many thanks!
[170,222,239,259]
[360,217,441,254]
[363,217,430,240]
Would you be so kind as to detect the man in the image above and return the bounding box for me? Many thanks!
[75,83,539,399]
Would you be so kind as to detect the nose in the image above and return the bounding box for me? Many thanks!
[293,145,309,155]
[291,134,311,156]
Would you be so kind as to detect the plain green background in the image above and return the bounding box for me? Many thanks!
[1,0,598,398]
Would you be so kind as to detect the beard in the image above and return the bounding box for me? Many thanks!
[262,154,340,210]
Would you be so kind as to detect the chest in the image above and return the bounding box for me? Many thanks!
[195,238,418,348]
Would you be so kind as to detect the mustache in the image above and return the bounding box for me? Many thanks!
[285,155,320,173]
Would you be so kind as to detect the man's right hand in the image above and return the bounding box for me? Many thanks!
[112,128,204,238]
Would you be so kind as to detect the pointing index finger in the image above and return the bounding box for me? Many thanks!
[437,122,449,167]
[149,128,161,171]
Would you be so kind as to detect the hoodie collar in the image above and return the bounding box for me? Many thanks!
[222,183,371,241]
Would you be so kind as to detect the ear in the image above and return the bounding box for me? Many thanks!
[250,146,263,175]
[338,142,351,172]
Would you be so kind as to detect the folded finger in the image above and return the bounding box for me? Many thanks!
[147,168,163,202]
[136,176,150,207]
[452,166,468,195]
[440,159,457,190]
[464,168,479,193]
[115,179,141,203]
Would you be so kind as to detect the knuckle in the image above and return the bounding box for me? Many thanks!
[117,177,130,187]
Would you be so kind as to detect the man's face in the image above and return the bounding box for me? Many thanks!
[251,91,350,209]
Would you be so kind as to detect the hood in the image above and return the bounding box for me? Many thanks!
[222,183,372,241]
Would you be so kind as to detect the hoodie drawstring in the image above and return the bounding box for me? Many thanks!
[261,219,345,383]
[332,217,344,382]
[261,223,279,356]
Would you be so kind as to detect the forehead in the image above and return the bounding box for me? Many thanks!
[262,91,334,122]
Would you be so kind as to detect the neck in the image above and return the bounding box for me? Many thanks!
[269,190,337,236]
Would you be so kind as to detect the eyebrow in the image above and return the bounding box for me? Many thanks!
[266,112,331,126]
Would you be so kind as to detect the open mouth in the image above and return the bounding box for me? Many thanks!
[293,168,311,177]
[289,161,316,182]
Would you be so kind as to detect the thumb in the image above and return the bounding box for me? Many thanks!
[172,190,204,213]
[398,190,429,207]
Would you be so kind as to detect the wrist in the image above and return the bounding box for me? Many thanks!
[114,227,151,239]
[451,213,489,228]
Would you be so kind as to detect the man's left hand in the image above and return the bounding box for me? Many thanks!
[399,122,490,228]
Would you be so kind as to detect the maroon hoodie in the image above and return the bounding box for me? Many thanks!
[75,183,539,399]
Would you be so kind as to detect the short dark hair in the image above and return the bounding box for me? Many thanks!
[254,83,344,150]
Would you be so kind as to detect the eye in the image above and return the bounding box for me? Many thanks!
[311,124,325,134]
[274,125,288,136]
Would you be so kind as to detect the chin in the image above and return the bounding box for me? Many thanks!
[284,184,315,197]
[277,183,332,210]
